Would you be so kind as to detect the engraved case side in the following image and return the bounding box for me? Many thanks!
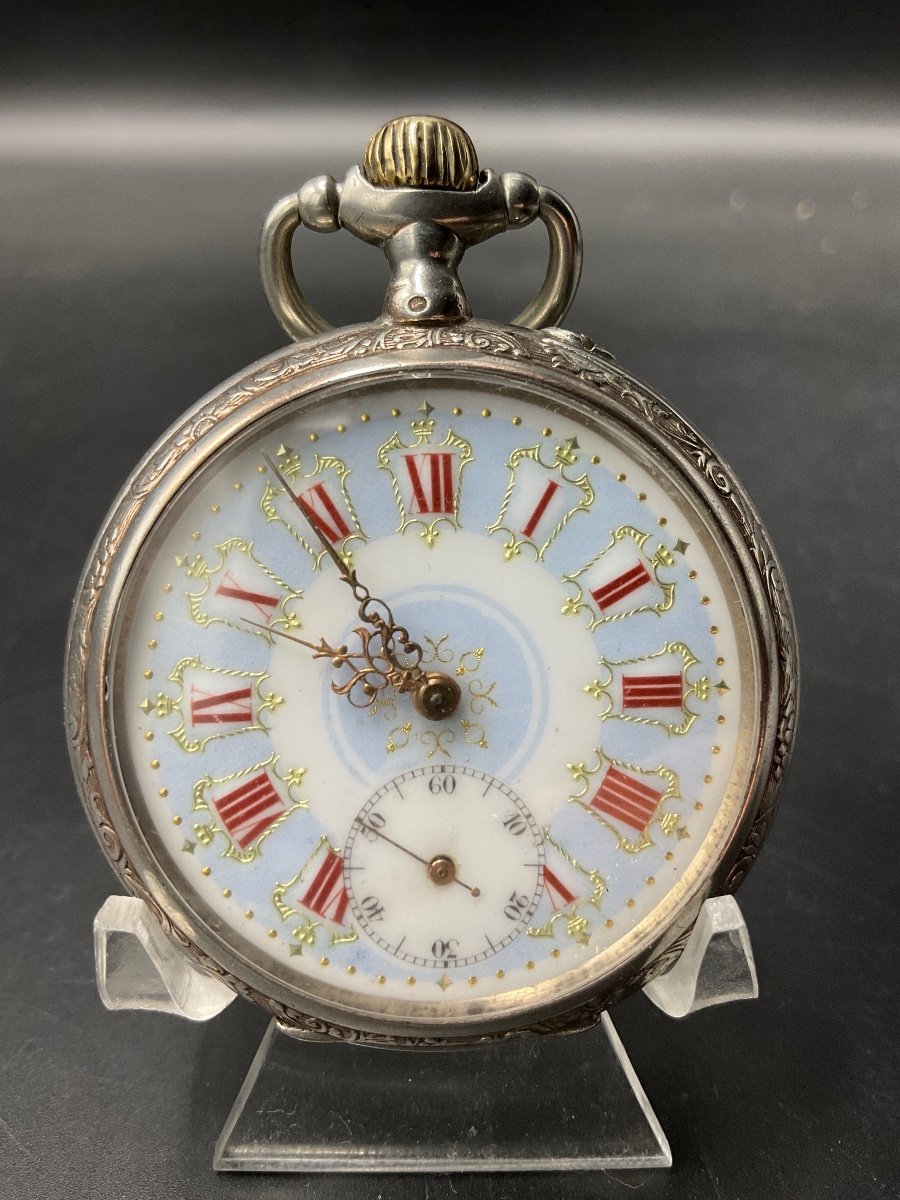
[65,318,797,1045]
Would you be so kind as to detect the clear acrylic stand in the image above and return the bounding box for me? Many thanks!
[213,1012,670,1172]
[94,894,757,1173]
[94,895,236,1020]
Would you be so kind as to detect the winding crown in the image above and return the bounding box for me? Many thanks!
[363,115,479,191]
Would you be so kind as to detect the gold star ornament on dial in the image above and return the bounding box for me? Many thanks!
[65,116,797,1046]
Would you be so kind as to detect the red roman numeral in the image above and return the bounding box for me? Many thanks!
[521,480,561,539]
[296,482,351,543]
[190,685,253,725]
[215,571,279,622]
[591,561,652,611]
[300,848,349,924]
[404,452,455,514]
[214,772,285,848]
[622,674,684,709]
[590,766,664,833]
[542,865,577,910]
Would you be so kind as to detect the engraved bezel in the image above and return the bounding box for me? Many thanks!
[65,317,798,1046]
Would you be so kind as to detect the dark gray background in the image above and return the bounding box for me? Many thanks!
[1,3,898,1197]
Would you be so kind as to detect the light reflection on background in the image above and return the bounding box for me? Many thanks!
[1,102,899,161]
[1,2,898,1194]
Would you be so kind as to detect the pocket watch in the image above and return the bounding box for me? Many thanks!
[65,115,797,1047]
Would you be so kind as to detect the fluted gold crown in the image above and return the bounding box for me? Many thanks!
[363,115,479,191]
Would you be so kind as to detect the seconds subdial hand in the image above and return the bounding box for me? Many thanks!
[355,818,481,897]
[261,451,461,721]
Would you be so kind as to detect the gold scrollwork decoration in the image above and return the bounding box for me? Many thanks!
[568,747,681,853]
[191,753,307,864]
[460,718,488,749]
[456,647,484,675]
[562,525,676,628]
[180,537,303,638]
[369,636,497,757]
[467,678,497,714]
[420,729,455,758]
[138,655,284,753]
[386,722,413,752]
[421,635,454,664]
[260,448,367,569]
[377,418,473,547]
[487,439,594,561]
[527,828,607,945]
[272,833,355,952]
[584,640,710,736]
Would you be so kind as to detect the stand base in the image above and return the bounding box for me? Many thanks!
[95,895,756,1173]
[214,1014,671,1173]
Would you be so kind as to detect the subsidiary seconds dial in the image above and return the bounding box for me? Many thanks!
[344,767,545,969]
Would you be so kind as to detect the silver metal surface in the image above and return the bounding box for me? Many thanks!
[259,165,582,338]
[257,192,331,339]
[64,317,797,1046]
[514,186,582,329]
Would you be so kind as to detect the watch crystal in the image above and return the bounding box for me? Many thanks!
[112,378,756,1027]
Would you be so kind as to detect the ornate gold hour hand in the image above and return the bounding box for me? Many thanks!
[355,818,481,896]
[261,451,461,720]
[244,618,423,710]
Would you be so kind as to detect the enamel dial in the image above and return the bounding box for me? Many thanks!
[344,766,545,969]
[77,336,783,1041]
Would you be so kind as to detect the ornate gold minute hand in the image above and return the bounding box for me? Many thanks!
[262,452,360,584]
[262,450,420,670]
[254,454,463,721]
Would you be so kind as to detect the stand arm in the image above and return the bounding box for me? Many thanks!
[642,895,758,1018]
[93,893,756,1024]
[94,895,235,1021]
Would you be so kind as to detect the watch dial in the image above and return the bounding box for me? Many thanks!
[113,378,758,1025]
